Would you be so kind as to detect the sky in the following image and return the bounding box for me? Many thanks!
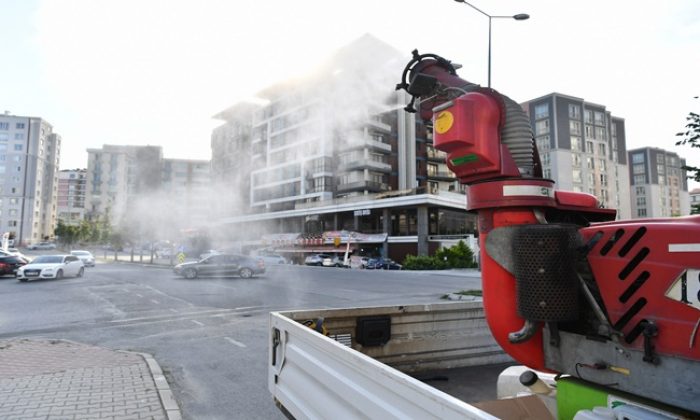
[2,0,699,187]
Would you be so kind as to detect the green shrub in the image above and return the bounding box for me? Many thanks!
[402,240,477,270]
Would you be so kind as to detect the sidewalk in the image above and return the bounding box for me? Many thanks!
[0,339,180,420]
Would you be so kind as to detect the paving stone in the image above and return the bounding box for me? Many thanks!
[0,339,178,420]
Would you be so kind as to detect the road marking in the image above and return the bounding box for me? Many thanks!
[190,320,204,327]
[150,299,160,304]
[135,294,144,298]
[224,337,246,348]
[169,308,179,313]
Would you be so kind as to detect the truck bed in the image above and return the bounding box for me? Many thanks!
[269,301,514,419]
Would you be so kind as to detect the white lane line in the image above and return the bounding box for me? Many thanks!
[224,337,246,348]
[169,308,179,313]
[108,308,232,324]
[135,294,144,298]
[190,320,204,327]
[150,299,160,304]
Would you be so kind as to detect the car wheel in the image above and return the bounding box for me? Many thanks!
[184,268,197,279]
[77,267,84,278]
[56,270,63,280]
[239,268,253,278]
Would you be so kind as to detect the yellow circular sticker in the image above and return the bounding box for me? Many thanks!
[435,111,454,134]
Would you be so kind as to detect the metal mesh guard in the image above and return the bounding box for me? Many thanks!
[513,224,579,322]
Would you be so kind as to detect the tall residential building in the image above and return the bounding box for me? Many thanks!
[690,188,700,214]
[628,147,689,218]
[211,35,473,261]
[85,145,163,223]
[161,158,211,227]
[0,112,60,245]
[521,93,631,219]
[57,169,87,226]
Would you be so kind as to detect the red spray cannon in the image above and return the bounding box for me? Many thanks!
[397,50,614,371]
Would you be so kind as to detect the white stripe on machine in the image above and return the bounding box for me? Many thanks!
[669,244,700,253]
[503,185,554,197]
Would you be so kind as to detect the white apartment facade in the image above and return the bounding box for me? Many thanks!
[161,158,211,228]
[628,147,690,218]
[57,169,87,226]
[0,112,60,245]
[85,145,163,223]
[522,93,632,219]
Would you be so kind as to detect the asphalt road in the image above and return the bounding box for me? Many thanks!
[0,259,481,419]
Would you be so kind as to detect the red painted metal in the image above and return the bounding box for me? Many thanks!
[479,208,548,371]
[581,216,700,360]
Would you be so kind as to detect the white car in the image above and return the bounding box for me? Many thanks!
[16,255,84,282]
[70,250,96,267]
[27,242,57,250]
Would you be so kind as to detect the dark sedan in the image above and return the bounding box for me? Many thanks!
[173,253,265,279]
[0,255,29,276]
[365,257,402,270]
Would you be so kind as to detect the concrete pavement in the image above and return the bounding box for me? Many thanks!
[0,339,180,420]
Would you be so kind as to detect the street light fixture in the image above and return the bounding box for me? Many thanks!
[453,0,529,88]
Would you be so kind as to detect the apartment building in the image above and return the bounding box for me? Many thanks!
[0,112,60,245]
[628,147,689,218]
[85,145,163,223]
[161,158,211,227]
[521,93,632,219]
[57,169,87,226]
[690,187,700,214]
[211,35,472,261]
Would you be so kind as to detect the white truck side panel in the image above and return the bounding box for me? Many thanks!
[269,304,500,420]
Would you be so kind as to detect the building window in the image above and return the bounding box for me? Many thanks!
[534,103,549,119]
[0,133,8,141]
[586,157,594,169]
[586,141,594,154]
[636,197,646,206]
[14,133,23,140]
[8,221,17,227]
[572,169,582,183]
[598,159,606,171]
[535,120,549,135]
[572,153,581,167]
[595,127,606,141]
[633,164,645,174]
[632,153,644,164]
[568,104,581,119]
[598,143,606,157]
[0,123,9,130]
[594,112,605,126]
[637,208,647,217]
[536,136,550,152]
[570,136,582,152]
[584,110,593,124]
[569,120,581,135]
[635,186,645,195]
[16,123,25,129]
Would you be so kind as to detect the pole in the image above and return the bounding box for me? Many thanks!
[488,17,492,87]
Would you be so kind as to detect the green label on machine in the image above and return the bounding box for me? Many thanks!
[450,154,478,166]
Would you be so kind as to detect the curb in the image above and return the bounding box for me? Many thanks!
[133,351,182,420]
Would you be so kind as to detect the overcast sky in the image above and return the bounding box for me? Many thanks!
[2,0,699,187]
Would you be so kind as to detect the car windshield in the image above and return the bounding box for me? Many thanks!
[31,256,64,264]
[71,251,90,256]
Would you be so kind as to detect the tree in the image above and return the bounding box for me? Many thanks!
[676,98,700,214]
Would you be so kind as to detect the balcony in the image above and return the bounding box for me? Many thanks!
[427,171,456,181]
[427,148,447,162]
[338,160,392,173]
[337,181,390,193]
[366,119,392,133]
[338,138,392,153]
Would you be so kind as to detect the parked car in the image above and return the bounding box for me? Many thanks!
[70,250,96,267]
[16,254,84,282]
[304,254,330,266]
[173,253,265,279]
[27,242,57,250]
[0,255,28,276]
[365,258,402,270]
[257,253,288,265]
[322,255,349,268]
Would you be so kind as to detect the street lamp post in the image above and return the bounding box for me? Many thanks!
[453,0,529,88]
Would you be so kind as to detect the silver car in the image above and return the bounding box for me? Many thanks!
[70,250,96,267]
